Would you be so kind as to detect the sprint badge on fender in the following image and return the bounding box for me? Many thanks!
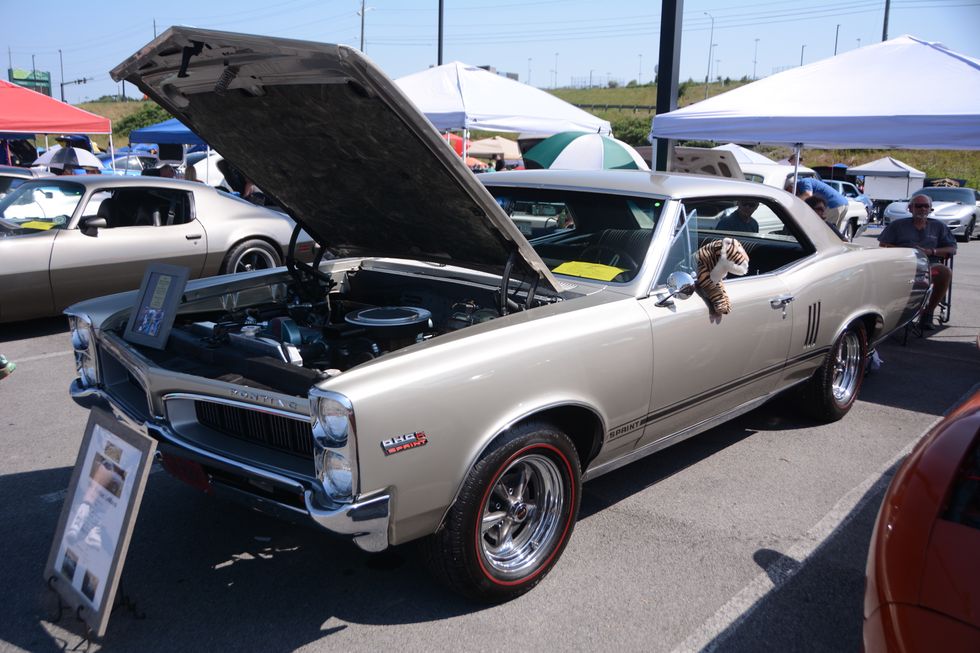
[381,431,429,456]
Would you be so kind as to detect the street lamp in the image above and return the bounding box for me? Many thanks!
[753,38,760,79]
[703,11,714,99]
[357,0,375,52]
[589,69,594,88]
[800,44,806,66]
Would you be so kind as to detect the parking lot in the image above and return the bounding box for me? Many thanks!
[1,232,977,653]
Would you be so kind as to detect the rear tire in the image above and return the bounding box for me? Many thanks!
[222,239,281,274]
[420,422,581,602]
[798,321,867,422]
[841,221,856,242]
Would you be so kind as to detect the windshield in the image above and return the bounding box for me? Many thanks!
[490,187,666,283]
[920,187,973,204]
[0,180,84,234]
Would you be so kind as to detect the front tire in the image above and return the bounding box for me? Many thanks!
[798,321,867,422]
[222,239,281,274]
[421,422,581,602]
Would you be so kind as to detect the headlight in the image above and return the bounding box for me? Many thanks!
[68,314,98,388]
[313,395,352,446]
[318,451,353,498]
[310,389,357,503]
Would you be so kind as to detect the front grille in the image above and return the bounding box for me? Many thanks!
[194,401,313,458]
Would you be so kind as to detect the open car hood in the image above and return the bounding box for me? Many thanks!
[111,27,557,291]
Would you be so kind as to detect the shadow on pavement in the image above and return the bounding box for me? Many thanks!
[700,464,896,653]
[0,317,70,344]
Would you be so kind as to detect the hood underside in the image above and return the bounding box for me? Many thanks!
[111,27,557,291]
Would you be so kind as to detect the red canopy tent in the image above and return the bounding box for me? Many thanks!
[0,80,111,134]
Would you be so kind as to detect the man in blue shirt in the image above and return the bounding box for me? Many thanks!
[787,176,848,232]
[878,193,957,329]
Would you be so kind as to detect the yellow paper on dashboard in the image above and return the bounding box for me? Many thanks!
[552,261,627,281]
[19,221,57,231]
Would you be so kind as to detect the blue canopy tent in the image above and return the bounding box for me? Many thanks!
[128,118,206,146]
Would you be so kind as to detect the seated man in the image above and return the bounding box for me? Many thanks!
[878,193,957,330]
[716,198,760,233]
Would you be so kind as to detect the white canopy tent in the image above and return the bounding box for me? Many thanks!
[847,156,925,200]
[396,62,611,135]
[650,35,980,150]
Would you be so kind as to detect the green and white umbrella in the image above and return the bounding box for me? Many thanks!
[524,131,649,171]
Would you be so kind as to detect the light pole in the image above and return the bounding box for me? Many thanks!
[703,11,714,99]
[800,44,806,66]
[358,0,374,52]
[834,24,840,55]
[589,69,594,88]
[554,52,559,88]
[638,53,642,85]
[527,58,532,85]
[753,38,759,79]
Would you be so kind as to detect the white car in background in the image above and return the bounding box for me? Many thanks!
[883,186,980,241]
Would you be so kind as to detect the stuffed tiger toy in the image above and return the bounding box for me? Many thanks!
[696,237,750,315]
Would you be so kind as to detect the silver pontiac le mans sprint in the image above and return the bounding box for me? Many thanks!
[68,28,927,601]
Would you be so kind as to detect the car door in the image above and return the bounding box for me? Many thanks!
[0,180,86,321]
[636,197,795,447]
[49,185,208,311]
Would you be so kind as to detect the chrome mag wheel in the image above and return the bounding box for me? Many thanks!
[832,329,862,404]
[480,453,565,579]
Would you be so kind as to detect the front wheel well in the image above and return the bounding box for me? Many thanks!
[507,405,603,471]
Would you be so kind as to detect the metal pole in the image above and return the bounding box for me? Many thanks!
[753,39,759,79]
[589,69,593,88]
[437,0,444,65]
[800,44,806,66]
[655,0,684,171]
[59,49,65,101]
[703,11,714,99]
[360,0,365,51]
[153,19,157,38]
[834,24,840,55]
[882,0,890,41]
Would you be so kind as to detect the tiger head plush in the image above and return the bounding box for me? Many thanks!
[695,237,750,315]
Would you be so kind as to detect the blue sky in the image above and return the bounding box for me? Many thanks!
[6,0,979,103]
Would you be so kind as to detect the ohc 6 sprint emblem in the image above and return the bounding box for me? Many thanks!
[381,431,429,456]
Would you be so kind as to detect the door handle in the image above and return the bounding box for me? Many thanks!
[770,295,794,309]
[185,234,202,240]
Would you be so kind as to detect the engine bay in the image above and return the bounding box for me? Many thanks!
[133,265,553,398]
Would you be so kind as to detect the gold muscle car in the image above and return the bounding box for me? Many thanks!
[0,175,313,322]
[67,27,928,602]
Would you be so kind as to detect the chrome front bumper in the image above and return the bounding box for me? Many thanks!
[70,380,391,552]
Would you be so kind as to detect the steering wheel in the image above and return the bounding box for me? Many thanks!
[580,245,639,272]
[285,224,333,301]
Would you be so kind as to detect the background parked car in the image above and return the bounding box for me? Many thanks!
[883,186,980,241]
[0,165,53,200]
[864,385,980,651]
[824,179,874,218]
[99,153,161,176]
[0,175,313,322]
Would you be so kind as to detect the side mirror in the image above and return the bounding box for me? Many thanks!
[79,215,106,237]
[655,271,696,306]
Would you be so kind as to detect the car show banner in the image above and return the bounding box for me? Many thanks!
[44,408,156,638]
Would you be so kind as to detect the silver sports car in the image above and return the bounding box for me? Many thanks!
[883,186,980,241]
[0,175,313,322]
[68,28,927,602]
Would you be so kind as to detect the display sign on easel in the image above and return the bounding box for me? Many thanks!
[44,408,156,638]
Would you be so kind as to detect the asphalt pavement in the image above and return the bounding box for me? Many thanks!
[0,232,977,653]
